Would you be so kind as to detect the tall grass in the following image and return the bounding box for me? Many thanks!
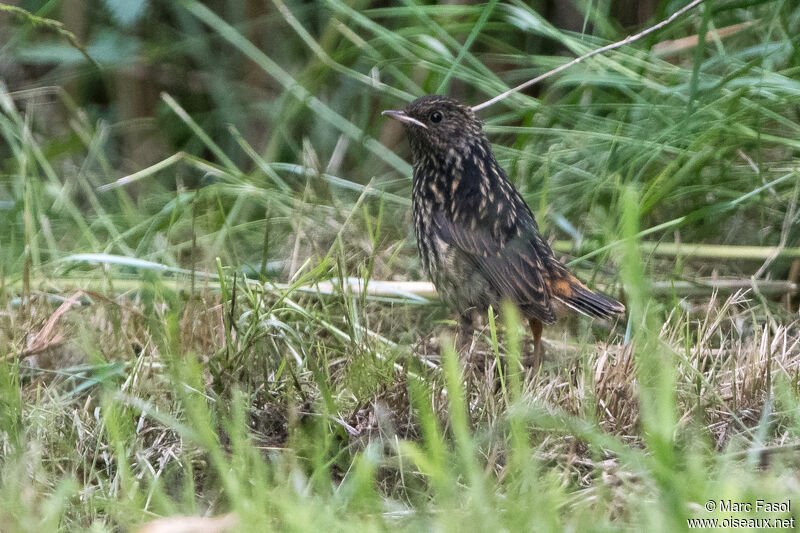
[1,0,799,531]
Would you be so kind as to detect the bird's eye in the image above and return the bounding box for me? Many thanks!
[429,111,443,123]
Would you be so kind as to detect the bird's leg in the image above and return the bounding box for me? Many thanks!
[456,312,476,356]
[526,318,544,369]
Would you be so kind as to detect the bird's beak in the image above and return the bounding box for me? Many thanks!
[381,109,427,129]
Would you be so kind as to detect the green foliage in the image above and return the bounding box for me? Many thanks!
[1,0,799,531]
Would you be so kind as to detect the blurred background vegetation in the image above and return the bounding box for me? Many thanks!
[2,0,800,531]
[2,0,799,282]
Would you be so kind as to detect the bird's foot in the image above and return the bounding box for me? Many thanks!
[523,319,545,369]
[522,342,544,369]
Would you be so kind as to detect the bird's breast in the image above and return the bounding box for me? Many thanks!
[411,164,455,277]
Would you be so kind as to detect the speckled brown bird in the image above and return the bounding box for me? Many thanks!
[383,95,625,366]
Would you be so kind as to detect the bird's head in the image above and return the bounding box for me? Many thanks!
[382,95,485,163]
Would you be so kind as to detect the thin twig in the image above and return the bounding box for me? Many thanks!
[753,178,799,279]
[471,0,706,112]
[306,278,797,298]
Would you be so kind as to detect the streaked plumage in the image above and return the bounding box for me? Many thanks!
[383,95,624,365]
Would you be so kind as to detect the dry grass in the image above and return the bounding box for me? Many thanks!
[6,283,798,500]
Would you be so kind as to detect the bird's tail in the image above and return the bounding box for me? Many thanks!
[552,275,625,319]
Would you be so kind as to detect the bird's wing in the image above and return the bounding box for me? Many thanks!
[432,209,556,323]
